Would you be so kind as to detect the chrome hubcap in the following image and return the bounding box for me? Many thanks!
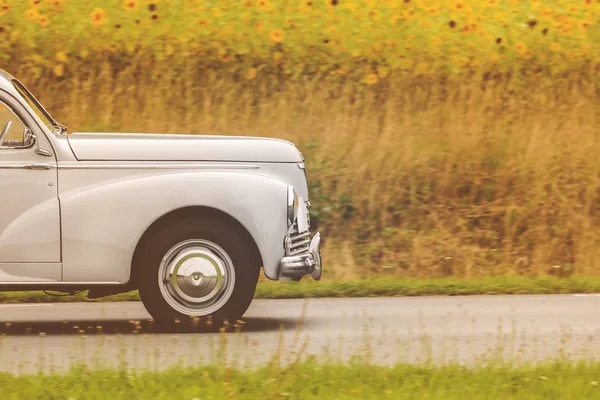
[158,239,235,316]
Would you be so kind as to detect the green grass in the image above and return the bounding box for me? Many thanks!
[2,360,600,399]
[3,276,600,304]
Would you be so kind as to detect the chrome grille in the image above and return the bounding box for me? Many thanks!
[287,202,311,256]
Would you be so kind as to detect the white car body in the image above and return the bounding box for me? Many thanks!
[0,69,321,321]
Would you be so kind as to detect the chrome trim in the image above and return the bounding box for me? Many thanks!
[287,186,298,227]
[0,163,56,169]
[35,148,53,157]
[280,233,322,280]
[284,200,312,257]
[57,162,260,170]
[25,163,52,170]
[158,239,236,316]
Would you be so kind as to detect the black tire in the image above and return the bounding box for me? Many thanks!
[136,217,260,329]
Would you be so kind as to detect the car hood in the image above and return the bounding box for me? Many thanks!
[66,132,303,163]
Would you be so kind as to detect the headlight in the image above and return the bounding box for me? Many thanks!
[287,186,299,227]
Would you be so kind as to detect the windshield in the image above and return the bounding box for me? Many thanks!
[11,79,61,133]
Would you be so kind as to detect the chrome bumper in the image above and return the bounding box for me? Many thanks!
[280,232,322,281]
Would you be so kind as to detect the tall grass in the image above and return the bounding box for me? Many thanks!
[3,0,600,279]
[11,62,600,280]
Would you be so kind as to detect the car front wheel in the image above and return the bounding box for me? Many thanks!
[137,217,260,328]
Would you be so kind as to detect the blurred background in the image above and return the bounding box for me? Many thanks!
[3,0,600,280]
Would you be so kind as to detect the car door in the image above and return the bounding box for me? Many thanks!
[0,93,61,282]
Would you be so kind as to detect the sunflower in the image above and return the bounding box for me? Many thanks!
[270,29,284,43]
[257,0,270,10]
[25,8,39,20]
[365,73,378,85]
[39,15,50,27]
[124,0,138,10]
[514,43,527,55]
[91,8,107,26]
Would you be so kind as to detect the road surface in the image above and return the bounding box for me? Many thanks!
[0,295,599,374]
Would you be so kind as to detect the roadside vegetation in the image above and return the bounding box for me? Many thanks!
[1,1,600,279]
[3,276,600,303]
[2,360,600,399]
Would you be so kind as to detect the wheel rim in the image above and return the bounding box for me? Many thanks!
[158,239,236,317]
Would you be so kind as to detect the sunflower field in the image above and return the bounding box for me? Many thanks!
[1,0,599,82]
[3,0,600,279]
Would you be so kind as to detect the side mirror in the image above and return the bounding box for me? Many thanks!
[24,127,35,146]
[24,128,52,157]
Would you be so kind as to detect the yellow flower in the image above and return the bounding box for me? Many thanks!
[255,21,264,32]
[91,8,107,26]
[124,0,138,10]
[246,67,257,80]
[377,65,389,78]
[365,73,378,85]
[270,28,283,43]
[369,9,381,21]
[431,36,442,45]
[56,52,69,63]
[38,15,49,27]
[515,43,527,55]
[51,0,63,6]
[53,64,64,77]
[25,8,39,20]
[29,0,42,6]
[257,0,270,9]
[212,7,221,17]
[550,42,561,52]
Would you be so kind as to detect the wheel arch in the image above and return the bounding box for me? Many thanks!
[129,206,263,289]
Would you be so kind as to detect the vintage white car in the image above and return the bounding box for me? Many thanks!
[0,69,321,325]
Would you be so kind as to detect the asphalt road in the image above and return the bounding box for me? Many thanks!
[1,295,600,374]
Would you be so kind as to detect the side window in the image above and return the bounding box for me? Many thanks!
[0,101,30,149]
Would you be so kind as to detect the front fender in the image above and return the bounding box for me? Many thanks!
[59,169,288,283]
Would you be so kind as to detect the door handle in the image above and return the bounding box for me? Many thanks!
[25,163,52,170]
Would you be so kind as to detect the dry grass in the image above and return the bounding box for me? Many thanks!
[7,59,600,280]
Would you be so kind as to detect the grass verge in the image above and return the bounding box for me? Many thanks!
[2,276,600,304]
[2,360,600,399]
